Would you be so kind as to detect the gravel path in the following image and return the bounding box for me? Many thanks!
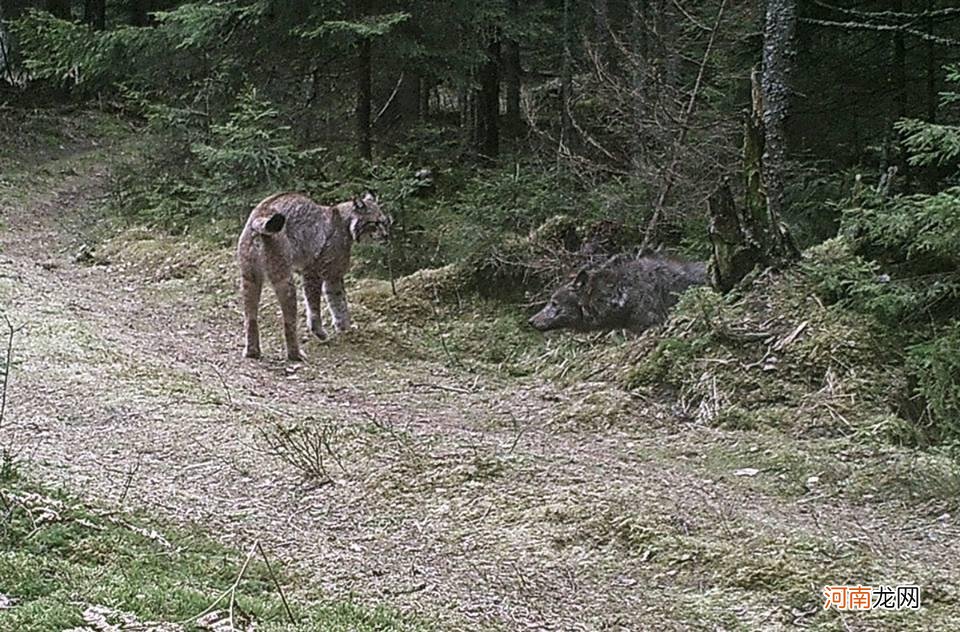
[1,147,958,631]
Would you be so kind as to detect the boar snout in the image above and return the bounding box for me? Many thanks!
[529,293,583,332]
[528,309,551,331]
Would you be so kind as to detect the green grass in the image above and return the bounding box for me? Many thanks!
[0,467,428,632]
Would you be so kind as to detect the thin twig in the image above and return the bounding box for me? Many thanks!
[116,453,143,508]
[407,381,475,395]
[206,361,233,406]
[374,72,405,124]
[256,541,296,625]
[643,0,729,248]
[429,284,461,369]
[0,314,22,430]
[228,540,259,630]
[800,17,960,46]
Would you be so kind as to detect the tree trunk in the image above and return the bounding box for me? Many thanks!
[560,0,575,150]
[476,33,500,159]
[708,180,764,293]
[1,0,30,20]
[0,0,30,85]
[593,0,609,61]
[925,0,937,124]
[419,76,431,120]
[630,0,649,165]
[709,50,798,292]
[45,0,71,19]
[384,72,420,126]
[504,0,522,140]
[503,39,521,139]
[353,0,372,161]
[892,0,905,121]
[386,17,423,126]
[744,66,765,220]
[84,0,106,29]
[355,36,372,160]
[129,0,150,26]
[760,0,796,255]
[657,0,679,89]
[923,0,938,191]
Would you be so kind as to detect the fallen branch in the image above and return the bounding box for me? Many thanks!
[407,381,476,395]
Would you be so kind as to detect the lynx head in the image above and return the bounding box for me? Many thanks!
[349,191,391,243]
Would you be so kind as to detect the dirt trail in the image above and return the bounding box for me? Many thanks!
[1,147,958,631]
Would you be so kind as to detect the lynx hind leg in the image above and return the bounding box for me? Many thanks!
[302,273,329,341]
[240,271,263,359]
[323,278,352,332]
[270,273,305,362]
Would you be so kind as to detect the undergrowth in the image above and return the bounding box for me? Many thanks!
[0,468,427,632]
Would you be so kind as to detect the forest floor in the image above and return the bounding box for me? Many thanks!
[1,113,959,631]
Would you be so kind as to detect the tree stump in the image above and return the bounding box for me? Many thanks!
[708,180,764,292]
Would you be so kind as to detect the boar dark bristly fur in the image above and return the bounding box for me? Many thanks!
[529,254,708,334]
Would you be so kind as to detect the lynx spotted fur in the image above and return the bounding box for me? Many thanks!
[237,191,389,360]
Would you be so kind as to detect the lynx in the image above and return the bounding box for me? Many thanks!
[237,191,389,360]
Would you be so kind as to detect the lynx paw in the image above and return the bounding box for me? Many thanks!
[333,321,355,334]
[336,324,359,337]
[308,320,328,341]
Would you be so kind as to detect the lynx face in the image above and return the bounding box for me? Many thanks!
[349,192,391,243]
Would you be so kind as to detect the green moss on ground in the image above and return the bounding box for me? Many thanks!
[608,254,906,440]
[0,468,428,632]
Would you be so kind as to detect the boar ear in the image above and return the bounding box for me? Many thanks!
[573,268,590,288]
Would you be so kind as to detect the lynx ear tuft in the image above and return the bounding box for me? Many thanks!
[263,213,286,233]
[252,212,285,235]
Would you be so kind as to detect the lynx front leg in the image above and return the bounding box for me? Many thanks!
[323,277,352,332]
[240,272,263,359]
[302,273,328,341]
[271,275,305,361]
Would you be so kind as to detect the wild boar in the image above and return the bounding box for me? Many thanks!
[528,254,708,333]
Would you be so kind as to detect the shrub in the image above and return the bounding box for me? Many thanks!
[115,87,325,227]
[905,322,960,445]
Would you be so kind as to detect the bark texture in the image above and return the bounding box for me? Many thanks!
[760,0,797,235]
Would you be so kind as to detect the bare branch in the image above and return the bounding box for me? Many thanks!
[374,72,405,124]
[643,0,729,247]
[801,18,960,47]
[812,0,960,22]
[256,542,296,625]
